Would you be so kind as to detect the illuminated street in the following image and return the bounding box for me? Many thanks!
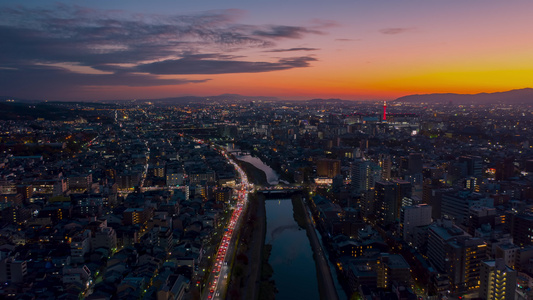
[201,147,251,300]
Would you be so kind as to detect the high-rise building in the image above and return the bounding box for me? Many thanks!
[494,243,519,269]
[351,159,381,195]
[408,153,423,175]
[317,159,341,179]
[400,204,432,245]
[374,181,397,225]
[441,190,493,225]
[374,180,411,225]
[495,158,514,181]
[515,246,533,272]
[479,259,516,300]
[447,236,486,292]
[351,158,369,195]
[427,219,487,292]
[423,184,446,220]
[360,189,375,217]
[376,253,410,289]
[510,214,533,247]
[379,154,392,181]
[467,206,497,235]
[458,156,483,178]
[427,219,466,273]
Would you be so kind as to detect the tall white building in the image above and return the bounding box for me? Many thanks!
[351,158,380,195]
[400,204,432,245]
[479,258,516,300]
[71,230,91,264]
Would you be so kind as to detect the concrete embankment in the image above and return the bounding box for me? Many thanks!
[293,195,339,300]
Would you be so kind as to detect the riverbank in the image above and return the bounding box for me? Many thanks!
[294,194,340,300]
[246,194,273,300]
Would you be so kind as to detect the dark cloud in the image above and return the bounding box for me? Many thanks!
[253,25,322,39]
[379,28,413,35]
[0,64,208,96]
[0,4,321,95]
[136,55,317,75]
[0,6,269,66]
[264,47,319,53]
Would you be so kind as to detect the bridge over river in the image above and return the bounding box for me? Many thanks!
[255,186,303,198]
[225,149,251,156]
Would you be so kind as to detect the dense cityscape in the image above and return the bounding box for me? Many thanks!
[0,98,532,300]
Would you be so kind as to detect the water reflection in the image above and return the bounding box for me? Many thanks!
[265,199,319,300]
[226,143,279,185]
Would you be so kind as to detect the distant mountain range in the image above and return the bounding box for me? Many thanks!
[394,88,533,104]
[2,88,533,106]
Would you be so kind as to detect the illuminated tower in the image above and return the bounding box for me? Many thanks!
[383,101,387,121]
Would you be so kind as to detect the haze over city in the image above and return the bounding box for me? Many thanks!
[3,1,533,299]
[1,0,532,101]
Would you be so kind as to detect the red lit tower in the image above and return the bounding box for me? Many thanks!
[383,101,387,121]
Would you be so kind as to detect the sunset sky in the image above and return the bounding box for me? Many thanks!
[1,0,532,101]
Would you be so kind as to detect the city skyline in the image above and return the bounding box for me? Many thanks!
[1,0,533,101]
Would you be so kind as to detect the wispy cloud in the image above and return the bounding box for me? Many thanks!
[379,27,414,35]
[335,38,361,42]
[264,47,319,53]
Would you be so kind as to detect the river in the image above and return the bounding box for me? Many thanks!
[235,154,280,185]
[226,143,280,185]
[265,199,319,300]
[226,144,346,299]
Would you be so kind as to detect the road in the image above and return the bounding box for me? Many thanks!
[201,149,251,300]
